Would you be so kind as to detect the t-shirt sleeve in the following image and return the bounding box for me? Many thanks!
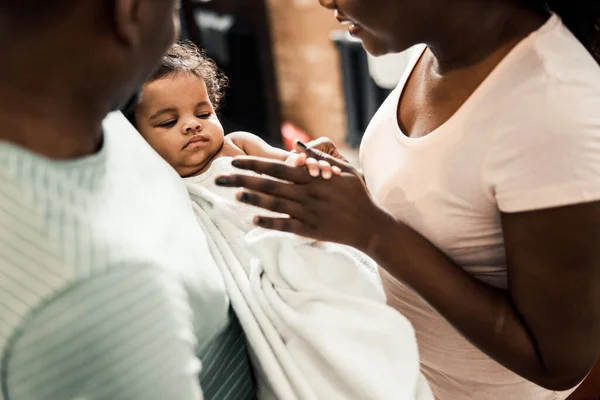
[483,84,600,213]
[3,266,204,400]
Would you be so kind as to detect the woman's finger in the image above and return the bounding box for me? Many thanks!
[254,216,311,237]
[229,157,313,184]
[299,138,348,162]
[237,190,307,220]
[215,174,305,201]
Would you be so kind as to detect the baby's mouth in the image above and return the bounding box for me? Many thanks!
[184,135,209,149]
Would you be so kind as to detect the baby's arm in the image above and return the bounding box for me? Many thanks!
[228,131,341,179]
[228,131,290,161]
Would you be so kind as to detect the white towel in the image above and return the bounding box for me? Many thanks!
[187,180,433,400]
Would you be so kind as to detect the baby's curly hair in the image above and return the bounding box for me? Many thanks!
[148,40,229,109]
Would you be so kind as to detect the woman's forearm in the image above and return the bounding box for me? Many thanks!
[362,216,576,390]
[217,153,596,389]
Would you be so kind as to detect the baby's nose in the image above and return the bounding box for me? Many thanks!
[185,120,202,133]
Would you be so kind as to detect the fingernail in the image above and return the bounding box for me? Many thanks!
[255,217,266,226]
[215,177,229,185]
[231,159,242,167]
[239,192,250,203]
[296,141,308,150]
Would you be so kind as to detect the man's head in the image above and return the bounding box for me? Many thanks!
[0,0,181,113]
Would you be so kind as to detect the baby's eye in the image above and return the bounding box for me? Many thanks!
[197,113,212,120]
[157,120,177,128]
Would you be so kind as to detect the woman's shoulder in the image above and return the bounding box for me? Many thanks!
[485,16,600,132]
[526,15,600,93]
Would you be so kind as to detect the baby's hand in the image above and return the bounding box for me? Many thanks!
[286,153,342,180]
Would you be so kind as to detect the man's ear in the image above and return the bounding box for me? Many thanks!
[113,0,142,47]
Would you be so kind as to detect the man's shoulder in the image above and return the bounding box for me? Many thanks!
[0,264,202,400]
[0,167,76,365]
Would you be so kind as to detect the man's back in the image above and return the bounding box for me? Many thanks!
[0,113,230,399]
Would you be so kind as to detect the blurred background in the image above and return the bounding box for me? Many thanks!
[179,0,410,160]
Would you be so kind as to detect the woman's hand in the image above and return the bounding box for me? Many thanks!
[215,157,393,250]
[284,151,342,180]
[215,154,600,390]
[288,138,361,176]
[300,137,349,163]
[294,140,365,182]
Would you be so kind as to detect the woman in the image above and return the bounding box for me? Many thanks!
[215,0,600,399]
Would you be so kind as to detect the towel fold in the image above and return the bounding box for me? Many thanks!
[187,183,433,400]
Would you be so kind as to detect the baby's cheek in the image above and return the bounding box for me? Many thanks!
[160,143,185,167]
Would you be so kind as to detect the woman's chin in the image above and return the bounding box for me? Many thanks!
[360,36,392,57]
[363,46,390,57]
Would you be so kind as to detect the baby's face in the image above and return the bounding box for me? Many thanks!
[136,73,225,177]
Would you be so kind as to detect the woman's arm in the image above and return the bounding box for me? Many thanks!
[369,201,600,391]
[215,157,600,391]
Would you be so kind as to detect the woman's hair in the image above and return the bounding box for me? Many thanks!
[533,1,600,64]
[147,40,229,109]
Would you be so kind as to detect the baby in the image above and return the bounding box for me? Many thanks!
[125,46,419,400]
[130,41,337,192]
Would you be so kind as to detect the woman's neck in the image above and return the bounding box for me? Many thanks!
[425,4,549,74]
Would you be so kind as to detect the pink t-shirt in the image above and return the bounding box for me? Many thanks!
[361,15,600,400]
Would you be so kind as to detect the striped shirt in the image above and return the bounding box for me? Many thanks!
[0,112,256,400]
